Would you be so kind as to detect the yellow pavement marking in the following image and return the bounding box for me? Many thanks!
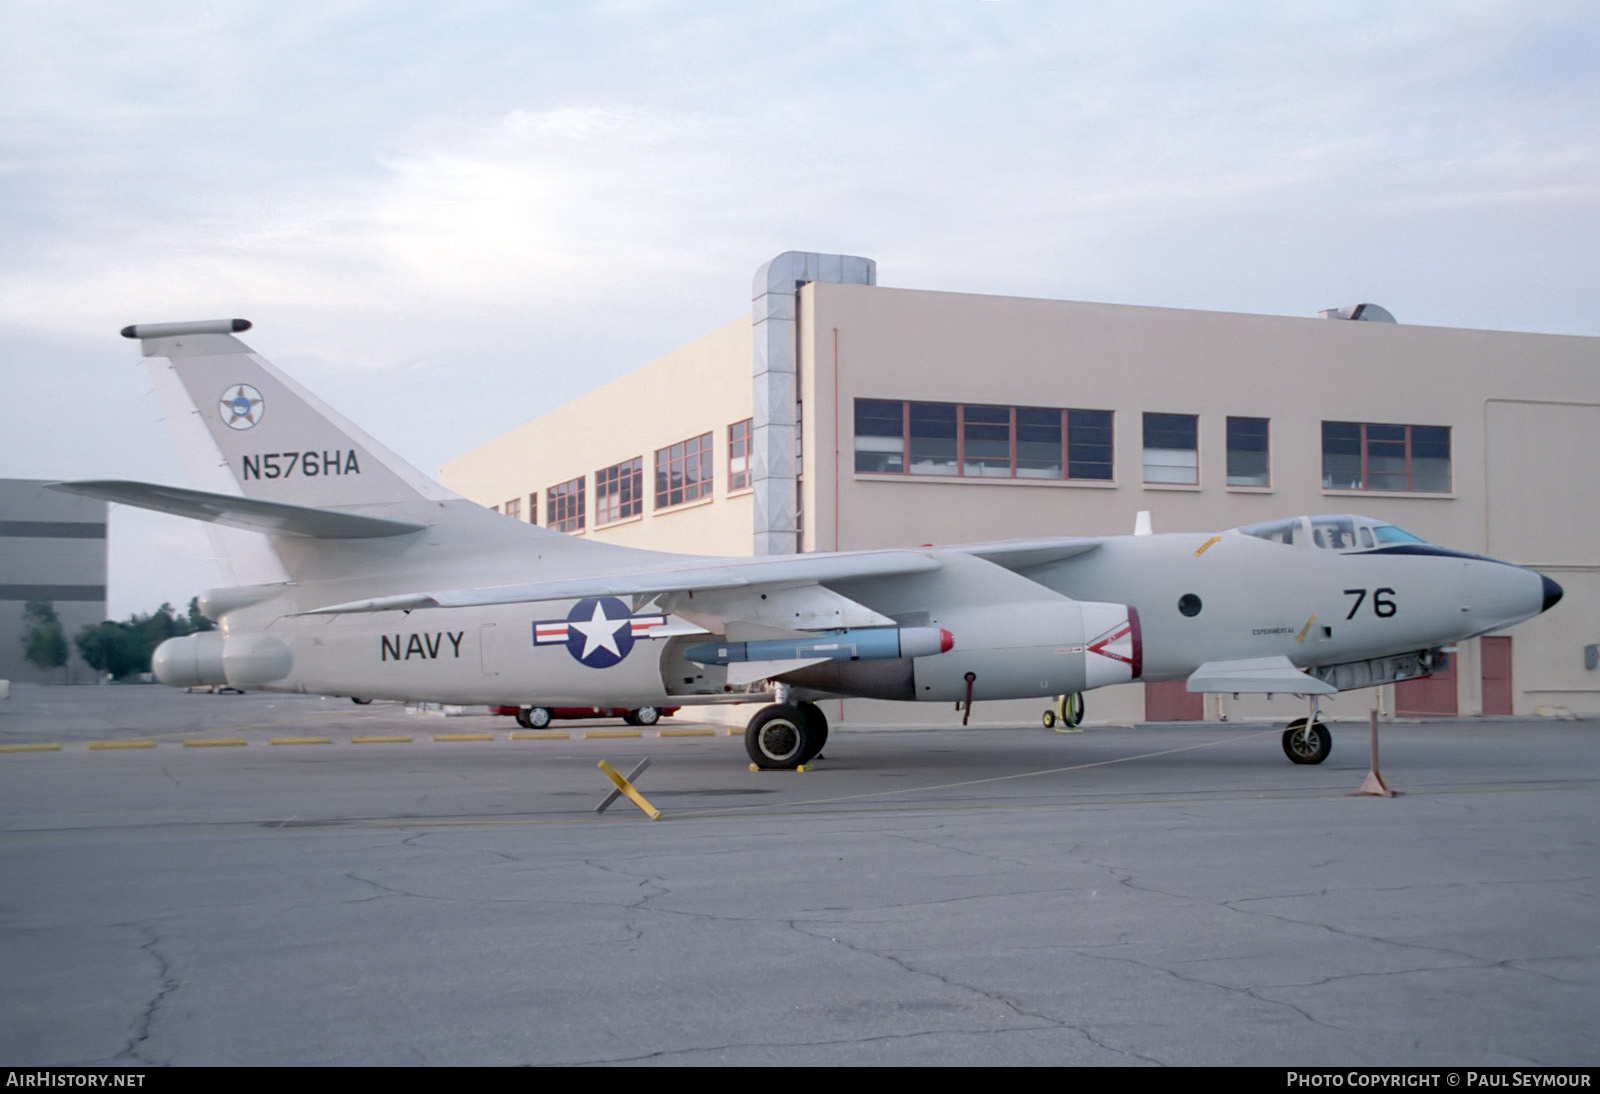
[433,733,495,742]
[657,728,715,737]
[88,740,158,750]
[0,743,62,752]
[184,739,248,747]
[585,730,642,739]
[352,735,414,744]
[511,731,569,741]
[270,737,332,745]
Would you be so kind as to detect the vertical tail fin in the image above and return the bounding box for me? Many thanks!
[125,320,455,513]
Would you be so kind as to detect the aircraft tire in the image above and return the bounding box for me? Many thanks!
[745,704,821,769]
[632,706,661,726]
[525,706,553,730]
[1062,692,1085,729]
[351,697,372,705]
[795,702,828,764]
[1282,718,1331,765]
[1042,710,1057,729]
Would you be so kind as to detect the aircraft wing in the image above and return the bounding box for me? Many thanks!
[50,480,426,539]
[942,536,1103,571]
[1186,656,1336,696]
[301,549,944,615]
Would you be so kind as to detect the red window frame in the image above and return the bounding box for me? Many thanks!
[595,457,643,525]
[853,400,1113,481]
[655,432,714,509]
[729,419,752,491]
[548,476,585,533]
[1322,422,1451,492]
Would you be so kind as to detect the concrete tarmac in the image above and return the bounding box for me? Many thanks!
[1,685,1596,1066]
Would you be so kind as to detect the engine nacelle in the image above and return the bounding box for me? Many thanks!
[153,632,293,689]
[782,599,1139,702]
[911,598,1140,702]
[152,632,227,688]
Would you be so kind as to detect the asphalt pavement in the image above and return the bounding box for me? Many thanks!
[1,685,1595,1066]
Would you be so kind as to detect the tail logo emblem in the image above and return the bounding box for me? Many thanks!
[219,384,265,430]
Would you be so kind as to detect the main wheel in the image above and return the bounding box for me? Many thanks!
[744,704,821,769]
[351,697,372,705]
[522,706,553,730]
[1282,718,1331,764]
[795,701,828,763]
[1061,692,1085,728]
[631,706,661,726]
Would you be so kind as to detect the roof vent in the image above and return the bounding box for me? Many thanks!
[1319,303,1396,323]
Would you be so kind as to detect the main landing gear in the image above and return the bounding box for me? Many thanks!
[744,701,829,769]
[1042,692,1085,731]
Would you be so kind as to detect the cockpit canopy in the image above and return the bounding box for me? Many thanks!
[1234,515,1430,552]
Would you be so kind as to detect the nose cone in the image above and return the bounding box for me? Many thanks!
[1542,574,1564,614]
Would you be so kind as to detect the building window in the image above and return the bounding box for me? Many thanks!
[527,493,537,526]
[656,432,713,509]
[854,400,1113,481]
[595,457,643,524]
[854,400,905,473]
[503,497,521,520]
[1065,409,1114,480]
[548,476,585,533]
[1143,413,1198,485]
[729,419,752,491]
[1226,417,1270,487]
[1322,422,1451,492]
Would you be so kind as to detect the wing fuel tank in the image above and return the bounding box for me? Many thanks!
[683,626,953,666]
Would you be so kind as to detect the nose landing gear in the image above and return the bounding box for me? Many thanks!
[1282,715,1331,764]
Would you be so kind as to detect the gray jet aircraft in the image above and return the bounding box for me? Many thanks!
[57,320,1562,769]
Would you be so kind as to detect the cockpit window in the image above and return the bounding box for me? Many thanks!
[1237,518,1298,545]
[1311,516,1355,550]
[1371,523,1428,545]
[1235,515,1432,551]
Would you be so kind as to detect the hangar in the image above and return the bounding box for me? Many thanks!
[440,252,1600,726]
[0,478,107,684]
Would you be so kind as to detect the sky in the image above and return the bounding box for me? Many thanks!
[2,1,1596,618]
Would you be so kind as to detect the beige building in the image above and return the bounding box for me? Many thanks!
[441,251,1600,726]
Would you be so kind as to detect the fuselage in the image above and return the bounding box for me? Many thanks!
[155,514,1557,709]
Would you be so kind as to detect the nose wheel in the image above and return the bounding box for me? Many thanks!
[1282,717,1331,764]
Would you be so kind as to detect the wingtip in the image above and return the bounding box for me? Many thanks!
[121,319,252,340]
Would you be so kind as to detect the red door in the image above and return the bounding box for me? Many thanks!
[1144,679,1205,721]
[1480,636,1513,716]
[1395,653,1458,716]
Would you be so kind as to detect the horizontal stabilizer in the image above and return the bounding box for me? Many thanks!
[1186,655,1336,695]
[50,480,426,539]
[299,549,943,614]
